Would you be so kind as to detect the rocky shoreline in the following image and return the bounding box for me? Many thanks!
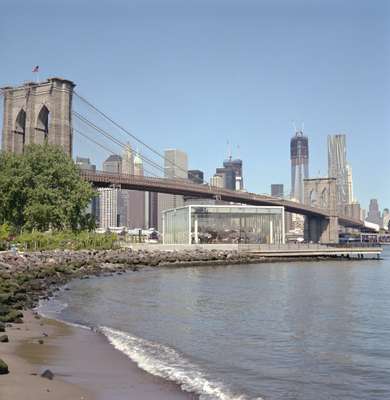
[0,247,259,374]
[0,248,256,319]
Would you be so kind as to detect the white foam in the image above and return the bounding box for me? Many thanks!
[100,326,263,400]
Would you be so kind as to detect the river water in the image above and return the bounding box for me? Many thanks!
[40,247,390,400]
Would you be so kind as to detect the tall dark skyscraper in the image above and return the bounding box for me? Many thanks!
[290,130,309,202]
[214,157,244,191]
[223,158,243,190]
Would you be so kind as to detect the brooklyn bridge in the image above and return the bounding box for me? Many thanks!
[0,77,377,243]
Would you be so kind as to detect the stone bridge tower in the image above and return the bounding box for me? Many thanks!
[1,77,75,156]
[303,177,338,243]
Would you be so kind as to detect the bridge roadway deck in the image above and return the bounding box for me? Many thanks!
[81,170,365,229]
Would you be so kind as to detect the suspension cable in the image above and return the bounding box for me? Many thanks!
[74,128,160,178]
[73,111,166,175]
[73,91,202,183]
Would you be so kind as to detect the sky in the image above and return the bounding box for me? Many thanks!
[1,0,389,211]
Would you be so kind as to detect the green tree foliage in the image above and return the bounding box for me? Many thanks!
[0,144,96,232]
[0,224,10,242]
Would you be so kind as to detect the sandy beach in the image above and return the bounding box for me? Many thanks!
[0,310,196,400]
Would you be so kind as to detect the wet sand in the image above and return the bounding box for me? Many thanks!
[0,311,196,399]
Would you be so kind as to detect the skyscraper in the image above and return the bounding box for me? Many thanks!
[223,158,244,190]
[122,144,134,175]
[103,154,122,173]
[290,130,309,202]
[98,187,119,229]
[367,199,382,226]
[126,152,146,228]
[76,157,96,171]
[76,157,98,221]
[271,184,284,198]
[327,134,350,212]
[346,164,354,204]
[216,167,235,190]
[210,174,224,188]
[100,154,125,227]
[188,170,204,184]
[157,149,188,231]
[147,192,158,229]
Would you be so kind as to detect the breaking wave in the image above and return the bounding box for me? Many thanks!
[100,326,263,400]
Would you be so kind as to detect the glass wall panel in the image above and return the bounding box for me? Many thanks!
[163,207,190,244]
[190,206,284,244]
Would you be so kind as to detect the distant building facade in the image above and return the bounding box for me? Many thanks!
[210,174,224,188]
[188,170,204,184]
[223,158,243,190]
[126,152,146,228]
[76,156,98,221]
[213,157,244,191]
[290,130,309,203]
[271,184,284,198]
[215,167,235,190]
[99,154,125,228]
[76,157,96,171]
[98,188,119,229]
[157,149,188,231]
[103,154,122,173]
[367,199,382,226]
[327,134,351,212]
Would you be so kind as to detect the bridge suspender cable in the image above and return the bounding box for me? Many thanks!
[73,111,166,175]
[73,128,160,178]
[73,91,202,183]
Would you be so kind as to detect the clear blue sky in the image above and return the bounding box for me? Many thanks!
[1,0,389,211]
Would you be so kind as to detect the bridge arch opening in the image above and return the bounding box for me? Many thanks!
[14,108,26,154]
[36,105,50,144]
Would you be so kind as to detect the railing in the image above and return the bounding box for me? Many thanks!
[323,242,382,248]
[238,242,383,252]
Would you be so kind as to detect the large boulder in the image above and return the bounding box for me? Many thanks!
[0,334,8,343]
[0,359,9,374]
[41,369,54,380]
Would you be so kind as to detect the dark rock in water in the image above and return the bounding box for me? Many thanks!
[0,359,9,374]
[0,322,5,332]
[42,332,48,337]
[38,339,44,344]
[0,334,9,343]
[41,369,54,380]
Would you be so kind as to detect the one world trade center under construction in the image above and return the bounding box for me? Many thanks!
[290,130,309,203]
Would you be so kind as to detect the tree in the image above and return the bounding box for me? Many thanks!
[0,224,10,241]
[0,144,95,232]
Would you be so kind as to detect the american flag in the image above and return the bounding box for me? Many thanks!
[32,65,39,73]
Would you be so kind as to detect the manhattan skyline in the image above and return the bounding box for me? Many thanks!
[0,0,389,209]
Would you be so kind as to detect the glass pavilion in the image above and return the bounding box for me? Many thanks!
[163,205,285,245]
